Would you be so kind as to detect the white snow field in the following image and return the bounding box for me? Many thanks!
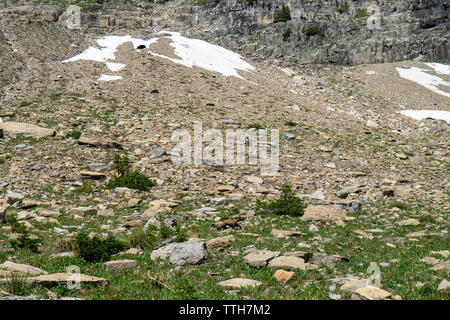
[63,35,157,63]
[399,110,450,124]
[98,74,123,82]
[396,63,450,98]
[149,31,255,80]
[425,63,450,75]
[63,31,255,81]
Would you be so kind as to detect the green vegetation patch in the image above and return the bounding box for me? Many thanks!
[302,26,325,37]
[74,231,128,262]
[256,183,307,216]
[274,5,291,23]
[106,152,156,191]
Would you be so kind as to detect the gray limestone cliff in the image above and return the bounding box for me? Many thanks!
[0,0,448,68]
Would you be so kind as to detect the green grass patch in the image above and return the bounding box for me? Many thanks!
[355,8,369,18]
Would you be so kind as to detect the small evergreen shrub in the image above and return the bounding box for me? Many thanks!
[255,183,306,216]
[65,130,82,139]
[106,171,156,191]
[5,214,27,233]
[173,223,188,243]
[106,152,156,191]
[10,233,41,253]
[74,231,127,262]
[0,155,10,164]
[111,152,131,176]
[336,1,349,14]
[6,214,41,252]
[158,224,174,240]
[274,5,291,23]
[302,26,325,37]
[283,28,292,41]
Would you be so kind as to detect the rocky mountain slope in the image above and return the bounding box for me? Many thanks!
[0,0,448,300]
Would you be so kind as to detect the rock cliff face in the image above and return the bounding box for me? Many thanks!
[164,0,449,65]
[0,0,448,68]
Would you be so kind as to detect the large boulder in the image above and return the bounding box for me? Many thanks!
[0,261,48,276]
[150,240,206,265]
[267,256,306,270]
[206,235,235,250]
[243,250,280,267]
[0,122,55,138]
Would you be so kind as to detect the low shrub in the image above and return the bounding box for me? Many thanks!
[65,130,82,139]
[302,26,325,37]
[10,233,41,253]
[106,171,156,191]
[173,223,188,243]
[106,152,156,191]
[6,214,41,252]
[336,1,349,14]
[74,231,127,262]
[283,28,292,41]
[256,183,306,216]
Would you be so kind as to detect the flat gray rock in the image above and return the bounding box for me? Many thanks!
[0,122,55,139]
[243,250,280,267]
[0,261,48,276]
[219,278,262,289]
[151,240,206,266]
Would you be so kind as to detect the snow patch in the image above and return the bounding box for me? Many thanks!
[396,65,450,98]
[106,62,126,72]
[149,31,255,80]
[63,35,156,63]
[400,110,450,123]
[425,63,450,75]
[98,74,123,82]
[62,32,255,82]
